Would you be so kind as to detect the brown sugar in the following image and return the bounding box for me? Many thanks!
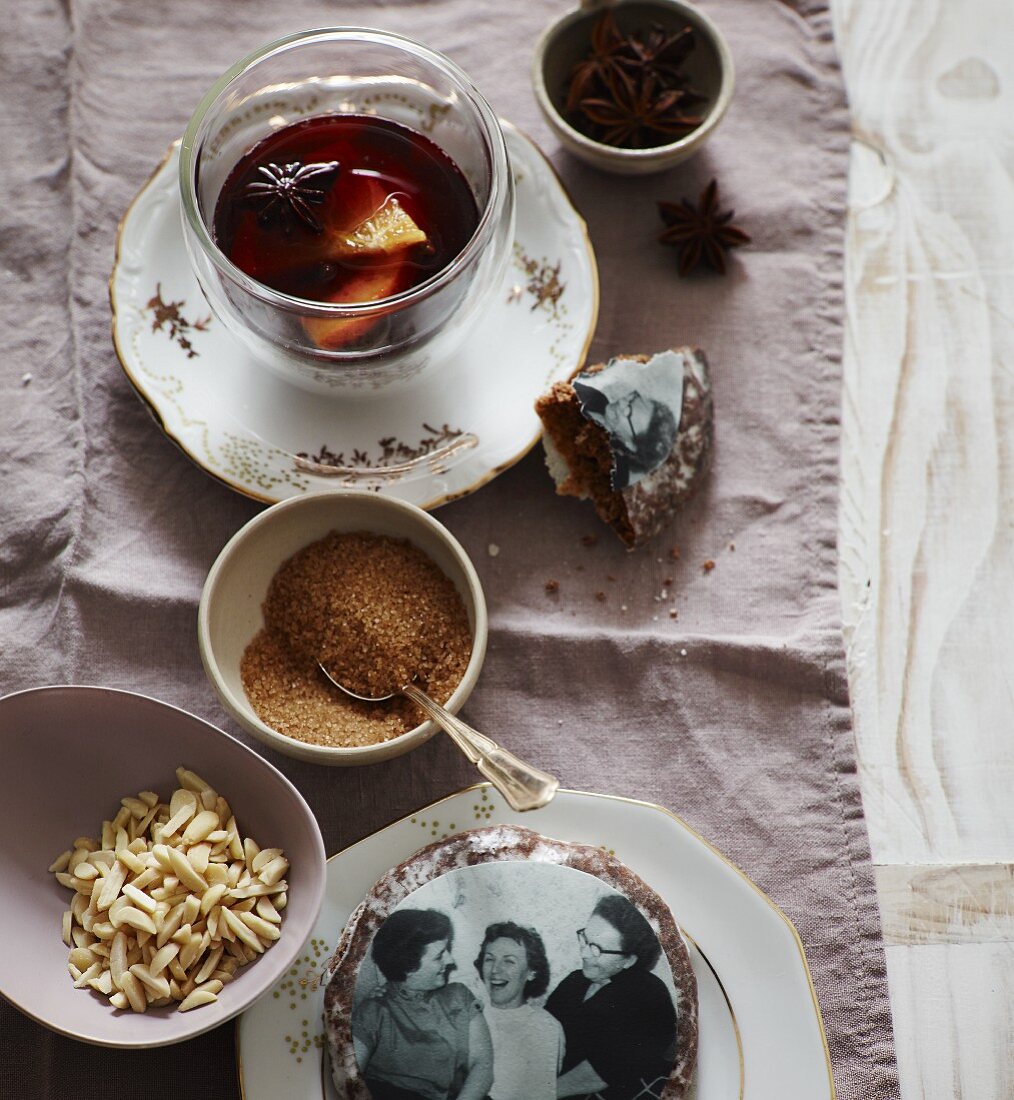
[240,531,472,748]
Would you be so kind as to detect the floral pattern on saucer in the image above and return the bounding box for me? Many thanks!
[111,126,598,509]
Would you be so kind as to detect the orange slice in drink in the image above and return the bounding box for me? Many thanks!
[301,187,428,350]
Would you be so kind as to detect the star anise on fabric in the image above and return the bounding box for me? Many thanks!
[564,11,706,148]
[241,160,339,234]
[657,179,751,276]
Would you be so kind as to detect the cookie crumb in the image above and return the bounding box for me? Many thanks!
[669,609,678,619]
[580,534,598,548]
[595,592,606,602]
[663,577,673,587]
[702,559,715,573]
[729,543,735,551]
[606,574,616,582]
[668,546,680,560]
[21,373,32,386]
[544,579,560,594]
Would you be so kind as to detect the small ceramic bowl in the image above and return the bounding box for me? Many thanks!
[0,685,326,1048]
[198,490,488,766]
[532,0,734,175]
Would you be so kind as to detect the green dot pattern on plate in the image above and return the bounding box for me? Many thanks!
[279,943,334,1062]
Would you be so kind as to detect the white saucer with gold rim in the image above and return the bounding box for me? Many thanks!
[110,124,598,509]
[235,786,835,1100]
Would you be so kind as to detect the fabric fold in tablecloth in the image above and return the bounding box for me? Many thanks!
[0,0,899,1096]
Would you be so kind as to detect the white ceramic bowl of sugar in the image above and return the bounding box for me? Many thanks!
[198,491,488,766]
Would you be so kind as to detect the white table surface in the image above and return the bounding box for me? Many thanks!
[834,0,1014,1095]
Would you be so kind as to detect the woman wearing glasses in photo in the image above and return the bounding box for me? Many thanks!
[352,908,494,1100]
[473,922,565,1100]
[546,894,677,1100]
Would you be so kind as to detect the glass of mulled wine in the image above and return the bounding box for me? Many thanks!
[179,28,515,392]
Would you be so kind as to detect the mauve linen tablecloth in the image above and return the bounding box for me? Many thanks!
[0,0,899,1096]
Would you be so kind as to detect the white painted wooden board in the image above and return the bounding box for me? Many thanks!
[833,0,1014,1095]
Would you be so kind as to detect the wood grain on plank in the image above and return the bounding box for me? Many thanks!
[834,0,1014,1094]
[885,942,1014,1100]
[876,863,1014,945]
[836,0,1014,869]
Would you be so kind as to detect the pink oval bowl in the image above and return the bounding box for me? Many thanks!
[0,685,326,1048]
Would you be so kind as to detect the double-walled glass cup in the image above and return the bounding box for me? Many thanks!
[179,28,515,393]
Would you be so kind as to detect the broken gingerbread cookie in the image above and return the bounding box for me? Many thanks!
[535,349,713,547]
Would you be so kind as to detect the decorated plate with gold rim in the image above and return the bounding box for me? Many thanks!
[110,124,597,509]
[236,787,834,1099]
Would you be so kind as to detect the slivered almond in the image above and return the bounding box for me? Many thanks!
[156,903,185,949]
[148,942,180,978]
[195,945,224,984]
[121,884,157,914]
[72,962,102,989]
[129,963,171,1000]
[182,810,219,846]
[176,767,211,793]
[200,883,227,916]
[53,770,288,1017]
[114,907,158,936]
[94,860,127,911]
[238,911,281,941]
[255,896,281,924]
[188,843,211,875]
[205,862,229,887]
[129,867,160,892]
[251,847,282,873]
[87,970,115,996]
[166,845,208,894]
[181,894,201,926]
[257,856,289,886]
[179,988,218,1012]
[179,933,205,972]
[49,850,73,874]
[221,908,264,954]
[120,971,147,1013]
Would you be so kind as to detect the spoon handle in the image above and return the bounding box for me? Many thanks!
[402,684,559,813]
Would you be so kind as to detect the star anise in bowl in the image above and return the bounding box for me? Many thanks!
[564,10,707,149]
[657,179,751,276]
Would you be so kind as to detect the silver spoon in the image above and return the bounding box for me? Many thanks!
[317,662,559,812]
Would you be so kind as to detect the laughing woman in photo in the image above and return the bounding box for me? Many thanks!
[474,922,565,1100]
[546,895,677,1100]
[353,908,494,1100]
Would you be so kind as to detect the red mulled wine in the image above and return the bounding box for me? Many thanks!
[213,114,480,349]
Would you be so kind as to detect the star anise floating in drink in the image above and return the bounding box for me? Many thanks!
[241,160,340,233]
[564,10,706,148]
[657,179,751,276]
